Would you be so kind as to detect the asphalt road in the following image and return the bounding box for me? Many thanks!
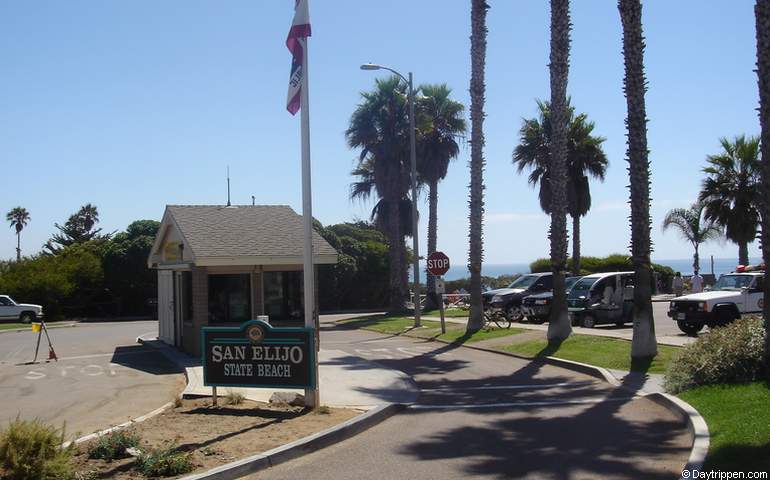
[249,320,692,480]
[0,321,183,438]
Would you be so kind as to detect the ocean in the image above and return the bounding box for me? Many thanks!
[420,257,763,281]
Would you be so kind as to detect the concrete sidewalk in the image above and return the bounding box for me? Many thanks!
[137,335,418,410]
[424,315,693,346]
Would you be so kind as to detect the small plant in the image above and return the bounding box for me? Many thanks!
[664,316,767,394]
[225,391,245,405]
[173,396,183,408]
[316,405,331,415]
[87,429,140,461]
[200,446,221,457]
[136,447,194,477]
[0,417,75,480]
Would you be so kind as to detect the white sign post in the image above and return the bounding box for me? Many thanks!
[435,277,446,334]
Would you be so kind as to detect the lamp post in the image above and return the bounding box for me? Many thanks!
[360,63,421,326]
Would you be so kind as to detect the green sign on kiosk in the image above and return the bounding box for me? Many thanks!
[201,320,315,389]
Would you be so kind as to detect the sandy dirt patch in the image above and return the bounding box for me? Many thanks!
[73,397,360,479]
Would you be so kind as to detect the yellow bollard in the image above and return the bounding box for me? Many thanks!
[31,322,41,333]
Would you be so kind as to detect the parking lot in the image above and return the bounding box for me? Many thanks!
[0,321,183,438]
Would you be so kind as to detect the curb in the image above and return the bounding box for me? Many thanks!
[345,322,710,475]
[0,323,78,335]
[179,404,402,480]
[646,392,710,477]
[62,402,174,449]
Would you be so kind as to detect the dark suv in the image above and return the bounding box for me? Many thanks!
[520,276,581,323]
[482,273,553,322]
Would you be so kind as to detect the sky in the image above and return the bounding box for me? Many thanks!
[0,1,763,269]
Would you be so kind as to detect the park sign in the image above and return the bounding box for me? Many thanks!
[427,251,450,277]
[201,320,315,389]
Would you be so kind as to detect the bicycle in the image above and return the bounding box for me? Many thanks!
[482,307,513,330]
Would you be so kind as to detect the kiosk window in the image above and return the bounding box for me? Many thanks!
[208,274,251,324]
[264,271,304,322]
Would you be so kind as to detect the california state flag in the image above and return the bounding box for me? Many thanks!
[286,0,311,115]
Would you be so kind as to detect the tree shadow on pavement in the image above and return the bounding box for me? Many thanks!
[397,402,688,479]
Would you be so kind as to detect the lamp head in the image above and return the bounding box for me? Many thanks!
[360,63,381,71]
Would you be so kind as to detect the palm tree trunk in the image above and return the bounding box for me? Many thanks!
[387,199,404,313]
[619,0,657,359]
[16,231,21,262]
[755,0,770,364]
[693,243,700,273]
[467,0,489,333]
[546,0,572,342]
[425,178,439,311]
[571,215,581,275]
[738,241,750,266]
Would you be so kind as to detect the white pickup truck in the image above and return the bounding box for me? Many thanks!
[0,295,44,323]
[667,272,764,335]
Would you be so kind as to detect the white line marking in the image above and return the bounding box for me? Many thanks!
[408,396,638,410]
[420,381,596,393]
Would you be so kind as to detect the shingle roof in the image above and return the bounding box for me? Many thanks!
[166,205,337,259]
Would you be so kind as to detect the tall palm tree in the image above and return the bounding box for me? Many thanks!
[347,76,413,312]
[513,99,608,276]
[417,84,466,309]
[662,200,723,273]
[466,0,490,333]
[6,207,30,261]
[755,0,770,360]
[545,0,572,342]
[699,135,760,266]
[619,0,657,358]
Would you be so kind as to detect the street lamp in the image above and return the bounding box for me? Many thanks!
[360,63,421,326]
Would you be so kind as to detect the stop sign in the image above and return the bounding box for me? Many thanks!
[427,251,450,276]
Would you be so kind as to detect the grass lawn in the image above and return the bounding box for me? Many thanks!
[422,308,469,318]
[0,323,29,331]
[340,315,525,344]
[678,382,770,471]
[500,334,680,374]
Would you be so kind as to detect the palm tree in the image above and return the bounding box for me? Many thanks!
[699,135,761,266]
[416,84,466,309]
[513,99,608,276]
[347,76,413,312]
[544,0,572,342]
[619,0,657,359]
[662,200,723,273]
[466,0,490,333]
[755,0,770,360]
[6,207,30,261]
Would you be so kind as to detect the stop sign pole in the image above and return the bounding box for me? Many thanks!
[427,252,450,333]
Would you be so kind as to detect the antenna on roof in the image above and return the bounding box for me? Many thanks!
[226,166,231,207]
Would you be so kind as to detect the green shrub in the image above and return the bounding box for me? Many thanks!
[0,418,75,480]
[664,317,767,394]
[87,429,140,461]
[529,254,674,290]
[136,447,193,477]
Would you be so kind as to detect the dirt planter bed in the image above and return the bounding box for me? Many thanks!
[73,398,360,479]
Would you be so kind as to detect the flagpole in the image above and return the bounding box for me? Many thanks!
[300,35,319,410]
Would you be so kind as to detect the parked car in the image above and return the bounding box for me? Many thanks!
[482,273,553,322]
[567,272,634,328]
[521,276,582,323]
[0,295,44,323]
[667,270,764,335]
